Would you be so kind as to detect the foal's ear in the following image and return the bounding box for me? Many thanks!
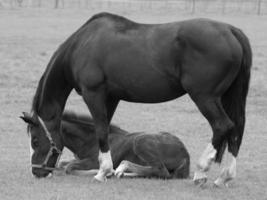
[20,112,37,125]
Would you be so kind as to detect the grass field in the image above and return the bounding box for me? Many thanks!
[0,7,267,200]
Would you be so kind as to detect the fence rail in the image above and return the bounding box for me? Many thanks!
[1,0,267,15]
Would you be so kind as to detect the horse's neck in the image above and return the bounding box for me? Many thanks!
[34,52,72,123]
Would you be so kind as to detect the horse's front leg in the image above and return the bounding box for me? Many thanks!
[82,86,118,182]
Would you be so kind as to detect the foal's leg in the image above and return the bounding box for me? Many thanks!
[115,136,171,179]
[64,158,99,174]
[115,160,170,179]
[82,86,116,182]
[191,96,234,186]
[61,158,115,177]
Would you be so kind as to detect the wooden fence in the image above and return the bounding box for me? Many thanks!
[1,0,267,15]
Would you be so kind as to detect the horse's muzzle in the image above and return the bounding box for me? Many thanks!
[32,167,51,178]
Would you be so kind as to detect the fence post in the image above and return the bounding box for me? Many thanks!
[191,0,196,14]
[54,0,59,8]
[257,0,262,15]
[222,0,226,14]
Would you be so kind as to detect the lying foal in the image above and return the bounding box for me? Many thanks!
[58,111,190,179]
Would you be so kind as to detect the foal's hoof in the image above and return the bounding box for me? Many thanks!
[194,177,207,187]
[106,170,114,178]
[93,174,107,182]
[115,171,124,178]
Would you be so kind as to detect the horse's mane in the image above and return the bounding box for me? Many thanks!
[62,110,128,135]
[87,12,133,23]
[31,50,63,114]
[31,74,45,113]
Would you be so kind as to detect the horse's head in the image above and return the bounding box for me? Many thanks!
[20,112,63,178]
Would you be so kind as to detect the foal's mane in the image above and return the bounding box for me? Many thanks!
[62,111,128,135]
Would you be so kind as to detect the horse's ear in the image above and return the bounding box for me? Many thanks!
[20,112,36,125]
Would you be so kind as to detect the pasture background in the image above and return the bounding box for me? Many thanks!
[0,2,267,200]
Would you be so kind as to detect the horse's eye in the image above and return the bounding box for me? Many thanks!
[32,139,39,148]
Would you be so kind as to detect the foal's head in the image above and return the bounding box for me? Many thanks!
[20,112,63,178]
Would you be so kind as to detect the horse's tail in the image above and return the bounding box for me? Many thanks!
[215,27,252,162]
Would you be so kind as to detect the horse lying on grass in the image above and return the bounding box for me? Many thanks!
[56,111,190,179]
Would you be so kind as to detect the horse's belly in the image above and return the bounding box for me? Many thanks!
[108,77,185,103]
[105,62,185,103]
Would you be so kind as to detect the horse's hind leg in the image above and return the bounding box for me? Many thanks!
[213,153,237,187]
[82,86,118,182]
[190,96,234,186]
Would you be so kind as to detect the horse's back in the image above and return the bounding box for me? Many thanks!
[68,13,244,102]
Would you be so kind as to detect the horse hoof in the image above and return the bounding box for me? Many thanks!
[213,181,229,188]
[214,178,232,188]
[194,177,207,187]
[213,182,221,188]
[213,178,223,188]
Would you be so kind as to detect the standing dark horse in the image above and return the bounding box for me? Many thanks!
[21,12,252,186]
[53,111,190,179]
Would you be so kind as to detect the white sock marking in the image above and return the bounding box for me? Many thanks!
[194,143,216,183]
[198,143,217,170]
[214,153,237,187]
[228,155,237,178]
[94,150,114,182]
